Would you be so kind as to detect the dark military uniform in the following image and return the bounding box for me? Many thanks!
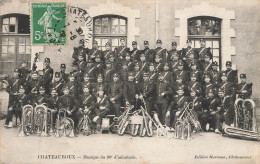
[102,42,114,62]
[51,73,64,96]
[181,40,197,60]
[59,64,69,83]
[130,41,141,61]
[167,42,181,61]
[218,93,234,126]
[154,73,172,125]
[88,40,102,63]
[208,61,221,85]
[142,41,155,63]
[224,61,238,84]
[174,61,190,84]
[42,58,54,94]
[93,94,110,126]
[103,61,114,84]
[77,59,87,74]
[72,41,88,62]
[139,73,155,113]
[147,63,158,83]
[236,74,252,99]
[34,87,50,105]
[219,73,235,98]
[107,73,123,116]
[154,40,168,63]
[85,62,97,83]
[114,38,129,60]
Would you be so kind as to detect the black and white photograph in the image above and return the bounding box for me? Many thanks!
[0,0,260,164]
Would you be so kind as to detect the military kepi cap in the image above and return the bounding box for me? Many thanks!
[172,41,177,46]
[156,39,162,44]
[60,64,66,68]
[44,58,50,63]
[240,74,246,78]
[226,61,232,66]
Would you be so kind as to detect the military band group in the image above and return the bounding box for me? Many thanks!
[3,37,253,135]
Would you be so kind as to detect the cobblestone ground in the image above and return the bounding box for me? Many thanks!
[0,120,259,164]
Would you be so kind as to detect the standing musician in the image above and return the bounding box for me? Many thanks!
[147,63,158,83]
[5,85,31,128]
[133,61,143,84]
[224,61,238,84]
[19,61,31,81]
[195,39,212,62]
[189,89,203,130]
[169,52,180,75]
[208,61,221,86]
[85,61,97,83]
[119,62,129,83]
[139,73,155,114]
[51,72,65,96]
[174,61,189,84]
[161,63,173,84]
[167,41,181,61]
[154,72,172,126]
[124,53,134,71]
[219,72,235,100]
[181,39,196,61]
[188,73,202,95]
[77,54,87,74]
[154,39,168,63]
[142,40,155,63]
[93,54,104,75]
[88,40,102,63]
[114,37,129,62]
[123,72,140,110]
[139,53,149,73]
[47,88,60,124]
[107,73,123,117]
[72,39,88,62]
[70,62,83,83]
[59,64,69,83]
[66,73,79,98]
[92,74,107,97]
[154,55,164,73]
[103,61,114,84]
[236,73,252,99]
[102,42,114,62]
[42,58,54,94]
[27,71,41,102]
[130,41,141,61]
[201,54,213,74]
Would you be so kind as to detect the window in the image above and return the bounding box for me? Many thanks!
[188,16,222,69]
[93,15,127,50]
[0,14,31,75]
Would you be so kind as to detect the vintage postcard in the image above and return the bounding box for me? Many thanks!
[0,0,259,164]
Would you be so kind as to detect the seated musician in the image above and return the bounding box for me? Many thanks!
[189,89,203,126]
[57,86,80,128]
[203,89,221,133]
[5,85,31,128]
[34,86,50,106]
[93,88,110,131]
[47,88,60,124]
[78,84,96,129]
[168,86,189,131]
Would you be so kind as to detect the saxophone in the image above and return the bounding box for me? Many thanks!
[118,105,134,135]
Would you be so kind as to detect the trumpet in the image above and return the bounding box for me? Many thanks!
[19,105,34,137]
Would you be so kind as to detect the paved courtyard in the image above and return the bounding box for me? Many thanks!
[0,120,259,164]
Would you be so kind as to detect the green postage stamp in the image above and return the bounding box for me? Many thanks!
[31,2,66,45]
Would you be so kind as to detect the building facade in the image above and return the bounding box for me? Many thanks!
[0,0,259,102]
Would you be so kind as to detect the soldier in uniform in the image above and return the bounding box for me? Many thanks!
[26,71,41,103]
[19,61,30,81]
[92,74,107,97]
[186,52,200,71]
[130,41,141,61]
[93,53,104,74]
[58,86,80,128]
[189,62,202,82]
[51,72,64,96]
[172,75,188,96]
[103,61,114,84]
[169,86,189,130]
[154,39,167,63]
[133,61,143,84]
[107,73,123,116]
[114,37,129,61]
[34,86,50,105]
[181,39,196,61]
[169,52,180,75]
[139,53,149,73]
[124,53,134,71]
[5,85,31,128]
[202,74,217,98]
[59,64,69,83]
[167,41,181,61]
[219,72,235,99]
[66,73,79,98]
[208,61,221,86]
[70,62,83,83]
[189,89,203,128]
[236,74,252,99]
[77,54,87,74]
[201,54,213,74]
[195,39,212,62]
[93,88,110,131]
[154,72,172,125]
[217,88,234,131]
[161,63,173,84]
[139,73,155,114]
[6,68,25,108]
[174,61,189,84]
[142,40,155,63]
[88,40,102,63]
[147,63,157,83]
[188,73,202,95]
[224,61,238,84]
[85,61,97,83]
[47,88,60,124]
[42,58,54,94]
[154,55,164,73]
[72,39,88,62]
[123,72,140,110]
[79,73,94,95]
[102,42,114,62]
[119,61,129,83]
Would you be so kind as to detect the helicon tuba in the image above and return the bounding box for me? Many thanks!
[19,105,34,136]
[223,99,260,141]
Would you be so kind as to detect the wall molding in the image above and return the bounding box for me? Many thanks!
[175,1,236,69]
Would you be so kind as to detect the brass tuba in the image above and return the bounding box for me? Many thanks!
[19,105,34,136]
[223,99,260,140]
[55,109,75,138]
